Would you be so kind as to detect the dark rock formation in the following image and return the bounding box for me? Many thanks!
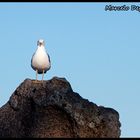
[0,77,121,138]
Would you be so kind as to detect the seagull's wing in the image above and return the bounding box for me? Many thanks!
[47,53,51,63]
[31,52,35,68]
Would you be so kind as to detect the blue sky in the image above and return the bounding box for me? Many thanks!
[0,2,140,137]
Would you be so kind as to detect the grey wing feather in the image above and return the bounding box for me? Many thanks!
[48,53,51,63]
[31,52,35,69]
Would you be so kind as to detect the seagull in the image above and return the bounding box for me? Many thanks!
[31,39,51,82]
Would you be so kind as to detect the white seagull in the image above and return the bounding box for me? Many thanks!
[31,39,51,81]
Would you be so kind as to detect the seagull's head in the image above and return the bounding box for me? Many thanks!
[37,39,45,47]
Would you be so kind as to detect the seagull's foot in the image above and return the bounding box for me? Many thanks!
[32,80,41,83]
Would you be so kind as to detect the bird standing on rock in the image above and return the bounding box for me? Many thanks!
[31,39,51,82]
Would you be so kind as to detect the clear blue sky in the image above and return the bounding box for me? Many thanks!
[0,2,140,137]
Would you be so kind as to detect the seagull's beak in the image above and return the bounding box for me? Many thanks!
[39,43,42,46]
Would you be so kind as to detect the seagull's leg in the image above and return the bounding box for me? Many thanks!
[36,69,38,81]
[42,70,44,82]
